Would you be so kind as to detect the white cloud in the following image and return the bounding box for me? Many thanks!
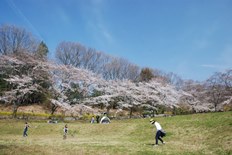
[97,22,114,43]
[83,0,115,45]
[201,45,232,71]
[200,64,226,69]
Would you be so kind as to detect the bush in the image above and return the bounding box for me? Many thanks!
[142,110,154,117]
[172,107,193,115]
[0,111,12,116]
[223,103,232,111]
[80,113,94,121]
[156,105,167,114]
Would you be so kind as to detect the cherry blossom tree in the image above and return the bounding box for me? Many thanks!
[0,52,52,117]
[2,51,227,118]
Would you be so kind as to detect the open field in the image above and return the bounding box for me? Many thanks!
[0,112,231,155]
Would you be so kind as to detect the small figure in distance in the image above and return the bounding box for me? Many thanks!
[23,122,30,137]
[91,116,95,124]
[96,115,100,123]
[63,124,68,140]
[150,119,166,146]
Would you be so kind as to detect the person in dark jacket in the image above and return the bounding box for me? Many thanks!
[63,124,68,139]
[23,122,30,137]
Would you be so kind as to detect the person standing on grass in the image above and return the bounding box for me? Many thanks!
[96,115,100,123]
[150,119,165,146]
[23,122,30,137]
[63,124,68,140]
[91,116,95,123]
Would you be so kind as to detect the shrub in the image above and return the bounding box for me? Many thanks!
[223,103,232,111]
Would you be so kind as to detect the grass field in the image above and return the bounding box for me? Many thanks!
[0,112,231,155]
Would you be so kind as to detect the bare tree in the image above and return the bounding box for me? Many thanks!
[221,69,232,93]
[102,57,140,80]
[126,63,140,81]
[166,72,184,90]
[206,72,229,111]
[56,41,86,67]
[0,24,38,55]
[55,41,140,81]
[80,48,109,74]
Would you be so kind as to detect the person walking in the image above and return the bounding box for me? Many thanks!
[63,124,68,140]
[150,119,165,146]
[23,122,30,137]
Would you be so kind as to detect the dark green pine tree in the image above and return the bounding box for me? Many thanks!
[36,41,49,59]
[139,67,154,82]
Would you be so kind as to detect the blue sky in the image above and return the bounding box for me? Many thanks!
[1,0,232,81]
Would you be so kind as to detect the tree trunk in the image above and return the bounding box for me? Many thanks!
[51,104,58,115]
[107,107,110,115]
[214,102,217,112]
[12,102,18,118]
[152,109,155,117]
[129,107,133,118]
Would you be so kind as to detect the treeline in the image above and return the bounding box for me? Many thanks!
[0,24,182,85]
[182,70,232,111]
[0,24,231,116]
[55,41,183,87]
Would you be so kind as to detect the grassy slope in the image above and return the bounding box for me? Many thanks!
[0,112,231,155]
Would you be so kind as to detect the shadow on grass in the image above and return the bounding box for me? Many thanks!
[144,143,155,146]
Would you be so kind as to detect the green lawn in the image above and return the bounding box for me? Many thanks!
[0,112,231,155]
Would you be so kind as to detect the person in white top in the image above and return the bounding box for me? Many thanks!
[150,119,165,145]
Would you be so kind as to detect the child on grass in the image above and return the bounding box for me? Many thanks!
[63,124,68,139]
[23,122,30,137]
[91,116,95,123]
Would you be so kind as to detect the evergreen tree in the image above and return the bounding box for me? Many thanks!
[139,67,154,82]
[36,41,49,59]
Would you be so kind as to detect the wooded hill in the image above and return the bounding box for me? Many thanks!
[0,24,231,118]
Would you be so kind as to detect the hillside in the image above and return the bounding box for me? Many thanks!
[0,53,231,117]
[0,112,231,155]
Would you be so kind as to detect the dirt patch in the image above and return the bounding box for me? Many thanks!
[0,105,47,113]
[0,105,12,112]
[17,105,47,113]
